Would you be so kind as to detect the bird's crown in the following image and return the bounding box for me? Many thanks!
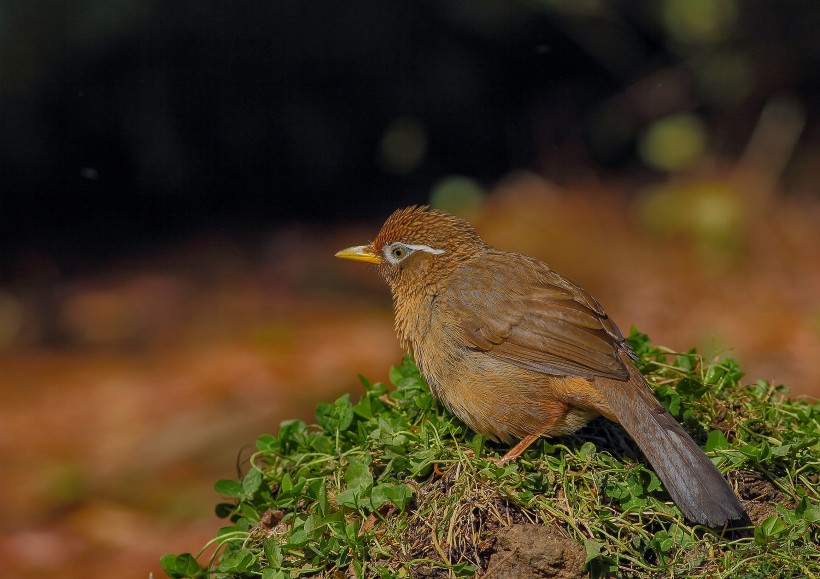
[371,205,484,258]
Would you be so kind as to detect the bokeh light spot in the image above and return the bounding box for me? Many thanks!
[662,0,736,44]
[639,113,708,172]
[378,118,428,175]
[429,176,486,219]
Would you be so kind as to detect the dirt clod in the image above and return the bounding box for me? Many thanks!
[735,471,788,503]
[484,524,586,579]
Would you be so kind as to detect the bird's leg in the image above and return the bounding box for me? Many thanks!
[494,433,541,466]
[494,401,570,465]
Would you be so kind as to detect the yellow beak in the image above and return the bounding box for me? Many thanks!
[335,245,382,264]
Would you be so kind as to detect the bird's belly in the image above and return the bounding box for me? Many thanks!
[418,347,599,444]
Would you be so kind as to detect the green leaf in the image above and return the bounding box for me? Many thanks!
[371,483,413,511]
[280,472,293,494]
[677,377,707,399]
[703,364,724,386]
[214,479,244,499]
[388,364,404,386]
[669,524,695,550]
[358,373,372,389]
[309,432,333,455]
[757,515,788,542]
[674,350,697,371]
[656,386,682,416]
[242,468,263,498]
[414,391,435,410]
[722,358,744,384]
[256,433,277,452]
[740,441,771,462]
[316,394,355,432]
[804,503,820,523]
[303,511,325,536]
[160,553,203,578]
[232,503,256,525]
[605,480,630,501]
[216,524,241,538]
[263,538,284,568]
[390,356,426,396]
[287,527,309,547]
[214,502,234,518]
[345,519,360,544]
[469,434,486,456]
[579,441,597,458]
[352,392,373,419]
[344,457,373,491]
[704,430,729,451]
[644,469,662,493]
[238,502,260,523]
[754,515,787,545]
[369,381,389,396]
[218,550,255,573]
[451,561,478,576]
[276,419,308,453]
[335,487,360,509]
[303,478,323,501]
[769,442,796,457]
[336,458,375,509]
[317,483,329,516]
[409,448,438,476]
[584,539,604,564]
[795,497,820,523]
[649,531,673,555]
[626,327,651,357]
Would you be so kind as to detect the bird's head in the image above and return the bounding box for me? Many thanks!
[335,205,486,293]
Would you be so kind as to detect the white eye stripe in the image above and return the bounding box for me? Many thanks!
[404,244,445,255]
[383,242,445,265]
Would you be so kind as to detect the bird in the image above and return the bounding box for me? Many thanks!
[335,205,749,528]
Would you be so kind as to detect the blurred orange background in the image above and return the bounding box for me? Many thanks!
[2,177,819,578]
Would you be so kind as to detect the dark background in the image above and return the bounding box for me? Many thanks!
[3,1,819,264]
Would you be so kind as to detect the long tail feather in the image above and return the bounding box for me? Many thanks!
[596,365,749,527]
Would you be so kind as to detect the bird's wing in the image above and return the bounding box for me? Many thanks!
[446,251,636,380]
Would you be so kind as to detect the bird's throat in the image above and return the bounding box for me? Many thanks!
[391,285,436,355]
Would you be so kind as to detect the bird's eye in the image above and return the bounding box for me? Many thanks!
[385,243,412,263]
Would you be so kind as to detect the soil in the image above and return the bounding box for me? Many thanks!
[484,524,586,579]
[734,470,794,525]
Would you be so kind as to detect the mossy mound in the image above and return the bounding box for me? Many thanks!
[161,330,819,578]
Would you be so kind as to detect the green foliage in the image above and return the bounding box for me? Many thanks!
[161,329,820,578]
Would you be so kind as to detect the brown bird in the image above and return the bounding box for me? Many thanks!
[336,205,748,527]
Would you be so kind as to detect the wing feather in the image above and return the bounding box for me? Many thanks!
[446,251,633,379]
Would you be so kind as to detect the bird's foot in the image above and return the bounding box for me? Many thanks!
[494,433,540,466]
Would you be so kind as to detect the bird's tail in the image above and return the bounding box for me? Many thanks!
[595,362,750,528]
